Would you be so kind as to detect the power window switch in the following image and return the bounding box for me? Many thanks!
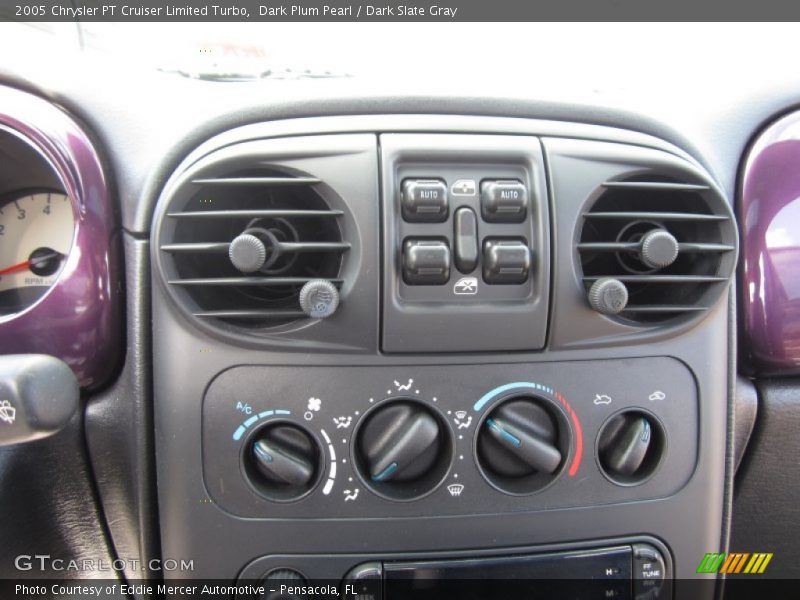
[481,180,529,223]
[403,239,450,285]
[454,207,479,273]
[483,239,531,284]
[401,179,448,222]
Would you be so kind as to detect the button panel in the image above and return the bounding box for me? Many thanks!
[395,177,534,287]
[381,134,550,353]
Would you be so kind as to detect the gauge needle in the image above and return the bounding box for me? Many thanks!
[0,259,33,276]
[0,251,64,277]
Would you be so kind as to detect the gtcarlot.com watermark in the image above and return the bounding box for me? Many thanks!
[15,554,194,572]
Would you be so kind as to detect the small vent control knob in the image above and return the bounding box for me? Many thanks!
[588,277,629,315]
[229,233,267,273]
[299,280,340,319]
[640,229,679,269]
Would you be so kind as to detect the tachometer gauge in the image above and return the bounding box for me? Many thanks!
[0,191,75,316]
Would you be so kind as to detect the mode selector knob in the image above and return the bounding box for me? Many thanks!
[355,400,452,501]
[476,396,568,494]
[245,422,321,502]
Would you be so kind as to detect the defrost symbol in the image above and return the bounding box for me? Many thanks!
[447,483,464,497]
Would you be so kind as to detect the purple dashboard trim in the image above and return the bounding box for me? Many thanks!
[741,110,800,374]
[0,85,122,389]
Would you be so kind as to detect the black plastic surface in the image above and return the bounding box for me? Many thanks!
[0,411,116,579]
[732,378,800,577]
[85,235,160,588]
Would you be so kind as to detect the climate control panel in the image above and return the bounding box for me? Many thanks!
[202,357,697,519]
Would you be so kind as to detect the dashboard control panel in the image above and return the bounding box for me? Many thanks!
[380,134,550,353]
[149,117,732,587]
[202,357,697,518]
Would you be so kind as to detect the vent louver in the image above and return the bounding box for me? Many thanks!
[158,170,349,328]
[577,177,737,323]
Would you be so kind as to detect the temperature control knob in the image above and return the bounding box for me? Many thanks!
[355,400,451,500]
[477,396,567,494]
[246,422,321,501]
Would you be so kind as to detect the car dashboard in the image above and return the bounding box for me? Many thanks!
[1,27,799,599]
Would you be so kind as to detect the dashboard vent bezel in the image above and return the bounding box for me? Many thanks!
[152,135,370,344]
[577,175,737,324]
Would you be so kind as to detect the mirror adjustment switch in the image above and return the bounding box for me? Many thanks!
[401,179,448,222]
[483,239,531,284]
[481,180,529,223]
[403,239,450,285]
[454,207,479,273]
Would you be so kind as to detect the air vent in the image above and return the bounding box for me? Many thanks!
[158,169,349,328]
[577,177,737,322]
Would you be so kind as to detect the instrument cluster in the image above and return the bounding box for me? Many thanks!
[0,85,122,389]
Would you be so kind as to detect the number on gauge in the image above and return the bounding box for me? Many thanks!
[0,192,74,316]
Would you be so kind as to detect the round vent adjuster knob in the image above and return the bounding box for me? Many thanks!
[588,277,629,315]
[229,233,267,273]
[299,280,340,319]
[640,229,679,269]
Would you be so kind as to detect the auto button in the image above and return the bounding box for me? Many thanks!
[481,180,529,223]
[401,179,448,222]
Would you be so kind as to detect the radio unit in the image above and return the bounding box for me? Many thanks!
[237,539,670,600]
